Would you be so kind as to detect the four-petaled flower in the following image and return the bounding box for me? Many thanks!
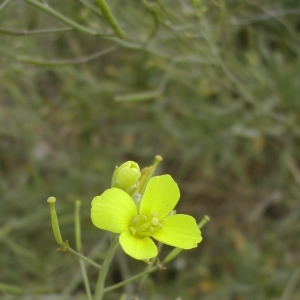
[91,174,202,260]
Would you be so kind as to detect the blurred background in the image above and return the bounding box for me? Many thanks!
[1,0,300,299]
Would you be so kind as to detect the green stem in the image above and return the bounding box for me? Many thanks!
[18,46,118,66]
[0,0,11,12]
[21,0,169,60]
[80,0,102,16]
[103,266,157,294]
[280,265,300,300]
[137,243,163,291]
[114,90,161,102]
[0,282,24,295]
[0,26,73,36]
[62,235,110,296]
[198,215,210,229]
[75,201,82,252]
[23,0,100,36]
[79,260,93,300]
[114,62,172,103]
[95,0,125,38]
[94,236,119,300]
[67,248,102,270]
[103,36,169,58]
[75,200,92,300]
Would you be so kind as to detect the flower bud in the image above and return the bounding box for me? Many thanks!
[111,161,141,191]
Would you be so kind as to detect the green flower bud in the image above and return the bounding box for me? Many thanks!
[111,161,141,191]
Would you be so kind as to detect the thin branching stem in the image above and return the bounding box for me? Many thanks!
[114,90,161,102]
[75,201,92,300]
[80,0,102,16]
[22,0,168,59]
[0,26,73,36]
[94,236,119,300]
[62,235,110,296]
[0,282,24,294]
[18,46,119,66]
[103,266,157,294]
[280,266,300,300]
[136,243,163,293]
[0,0,12,12]
[75,201,82,253]
[67,247,102,270]
[23,0,100,36]
[78,260,93,300]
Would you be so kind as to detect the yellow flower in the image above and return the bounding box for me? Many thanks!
[91,175,202,260]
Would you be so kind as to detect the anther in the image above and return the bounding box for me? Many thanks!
[151,212,157,217]
[149,227,154,234]
[129,227,136,235]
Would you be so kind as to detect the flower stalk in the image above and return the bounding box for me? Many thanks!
[75,201,82,252]
[75,200,93,300]
[103,266,157,294]
[67,248,102,270]
[94,235,119,300]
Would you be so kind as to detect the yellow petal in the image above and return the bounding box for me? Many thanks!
[151,214,202,249]
[119,231,157,260]
[140,175,180,218]
[91,188,137,233]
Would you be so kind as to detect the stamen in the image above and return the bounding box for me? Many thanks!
[129,213,163,238]
[129,227,136,235]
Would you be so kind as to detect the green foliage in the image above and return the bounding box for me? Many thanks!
[0,0,300,299]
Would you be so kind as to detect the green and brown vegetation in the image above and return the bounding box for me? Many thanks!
[0,0,300,299]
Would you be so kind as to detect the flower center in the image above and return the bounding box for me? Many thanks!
[129,212,164,238]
